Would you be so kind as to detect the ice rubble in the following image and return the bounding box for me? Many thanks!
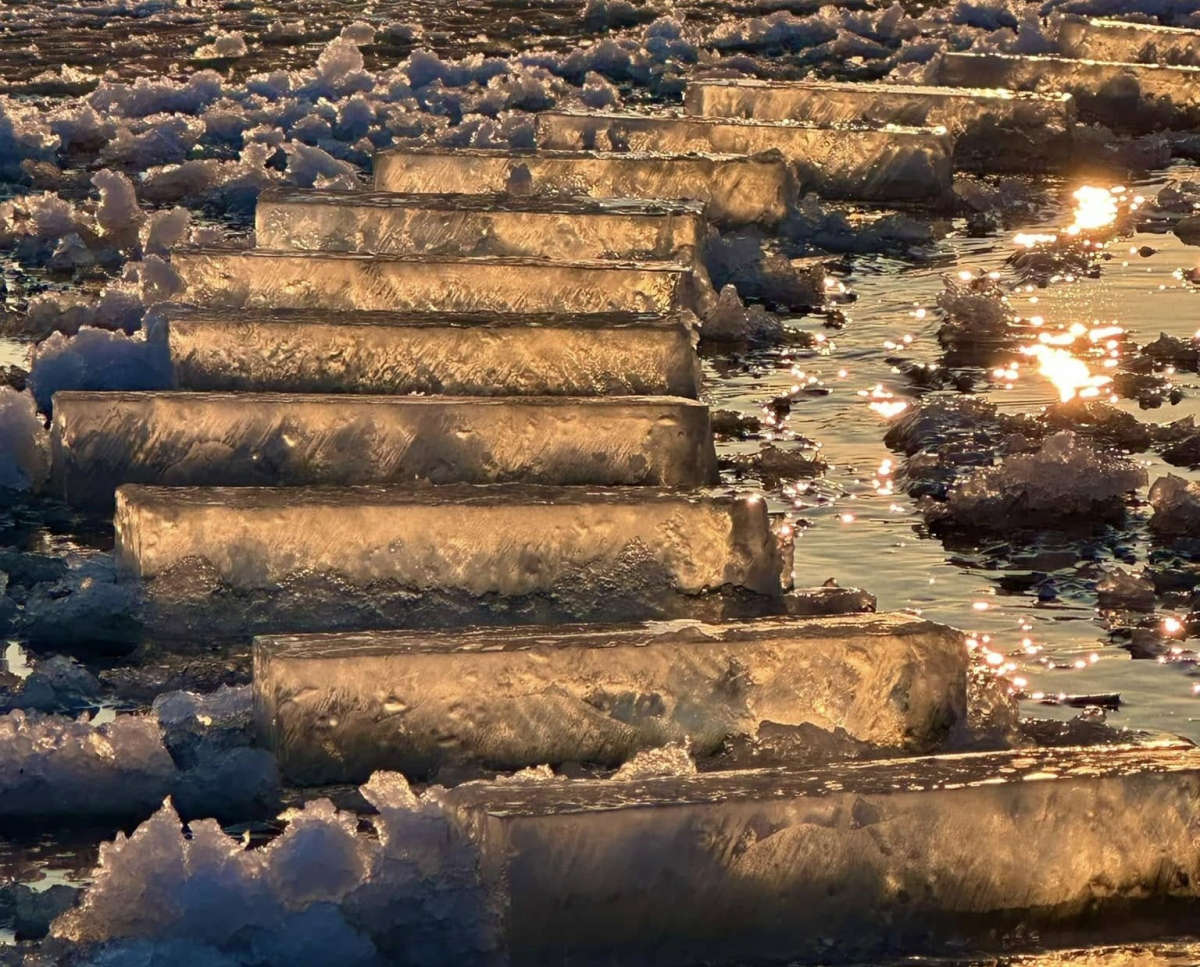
[927,430,1148,529]
[0,388,50,491]
[1149,474,1200,537]
[53,774,491,967]
[0,685,278,824]
[29,327,173,413]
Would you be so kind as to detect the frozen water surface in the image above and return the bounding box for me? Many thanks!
[9,0,1200,961]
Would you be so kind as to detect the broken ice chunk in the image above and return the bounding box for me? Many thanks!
[1058,16,1200,67]
[437,744,1200,965]
[1149,474,1200,537]
[51,392,720,507]
[162,306,703,397]
[371,147,792,228]
[254,189,706,265]
[171,247,695,315]
[684,78,1075,173]
[115,484,786,637]
[534,110,953,203]
[253,612,967,784]
[926,431,1147,530]
[938,52,1200,131]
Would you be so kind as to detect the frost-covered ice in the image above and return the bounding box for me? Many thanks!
[172,247,696,315]
[254,189,707,265]
[937,52,1200,130]
[438,745,1200,965]
[29,326,172,413]
[53,773,491,966]
[115,485,785,637]
[253,613,967,783]
[0,710,174,821]
[534,110,953,203]
[163,306,702,397]
[927,431,1148,530]
[683,78,1076,172]
[51,392,718,505]
[0,387,50,490]
[371,147,792,228]
[1057,16,1200,67]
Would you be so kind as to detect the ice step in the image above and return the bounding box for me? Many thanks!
[534,110,953,203]
[1058,16,1200,67]
[371,147,792,229]
[938,52,1200,131]
[171,247,696,315]
[162,306,703,397]
[683,78,1075,173]
[439,744,1200,966]
[51,392,719,507]
[254,189,706,265]
[115,484,785,637]
[254,612,967,784]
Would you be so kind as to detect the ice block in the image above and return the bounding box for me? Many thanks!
[683,78,1075,172]
[162,307,703,398]
[371,147,792,228]
[253,612,967,783]
[1058,16,1200,67]
[115,485,786,637]
[441,744,1200,965]
[535,110,953,202]
[171,247,695,315]
[938,52,1200,131]
[254,189,706,264]
[51,392,719,506]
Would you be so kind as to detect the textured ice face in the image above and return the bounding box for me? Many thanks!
[164,307,703,397]
[534,109,954,203]
[682,78,1073,173]
[371,147,793,228]
[51,392,720,506]
[253,613,968,784]
[172,247,695,315]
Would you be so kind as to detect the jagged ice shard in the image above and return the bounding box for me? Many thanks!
[938,52,1200,131]
[51,392,719,506]
[162,306,703,397]
[371,147,792,229]
[1058,16,1200,67]
[254,189,707,265]
[115,485,785,637]
[534,110,953,203]
[254,613,967,784]
[683,78,1075,173]
[171,247,696,315]
[439,745,1200,967]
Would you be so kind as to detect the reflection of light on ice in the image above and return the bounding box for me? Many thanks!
[1020,344,1112,402]
[1013,232,1057,248]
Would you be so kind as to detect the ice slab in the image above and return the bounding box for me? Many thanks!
[440,744,1200,966]
[254,613,967,784]
[1058,16,1200,67]
[683,78,1075,173]
[938,52,1200,131]
[51,392,719,507]
[254,189,706,265]
[171,247,695,315]
[534,110,953,203]
[371,147,792,229]
[115,485,785,637]
[161,306,703,398]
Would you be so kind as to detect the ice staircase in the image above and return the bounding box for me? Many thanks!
[47,38,1200,960]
